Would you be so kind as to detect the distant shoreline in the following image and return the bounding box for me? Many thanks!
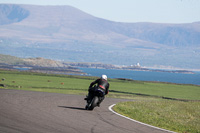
[0,54,196,75]
[0,62,195,75]
[63,62,196,74]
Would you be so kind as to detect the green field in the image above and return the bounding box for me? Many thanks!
[113,100,200,133]
[0,70,199,100]
[0,70,200,133]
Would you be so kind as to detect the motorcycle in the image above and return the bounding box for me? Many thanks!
[85,86,105,110]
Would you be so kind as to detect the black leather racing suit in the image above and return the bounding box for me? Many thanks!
[87,78,109,103]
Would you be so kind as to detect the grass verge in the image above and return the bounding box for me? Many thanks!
[113,100,200,133]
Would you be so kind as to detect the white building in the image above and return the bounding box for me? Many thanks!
[137,63,140,67]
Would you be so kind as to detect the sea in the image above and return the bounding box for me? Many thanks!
[80,68,200,85]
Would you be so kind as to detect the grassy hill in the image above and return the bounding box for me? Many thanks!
[0,54,66,67]
[0,54,25,65]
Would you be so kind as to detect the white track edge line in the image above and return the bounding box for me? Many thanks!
[108,104,176,133]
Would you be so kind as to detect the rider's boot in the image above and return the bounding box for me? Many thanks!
[97,97,104,107]
[84,95,88,100]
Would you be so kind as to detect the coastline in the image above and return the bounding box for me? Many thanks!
[64,62,196,74]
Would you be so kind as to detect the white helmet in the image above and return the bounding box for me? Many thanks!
[101,75,107,80]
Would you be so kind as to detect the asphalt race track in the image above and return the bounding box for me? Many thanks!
[0,89,171,133]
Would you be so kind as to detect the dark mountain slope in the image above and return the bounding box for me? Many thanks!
[0,4,29,25]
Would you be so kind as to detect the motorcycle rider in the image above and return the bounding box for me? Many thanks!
[84,75,109,106]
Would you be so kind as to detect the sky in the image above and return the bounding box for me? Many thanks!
[0,0,200,23]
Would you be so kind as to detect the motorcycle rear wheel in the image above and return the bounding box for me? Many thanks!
[87,96,99,110]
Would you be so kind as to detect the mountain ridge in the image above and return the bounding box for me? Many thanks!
[1,4,199,47]
[0,4,200,69]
